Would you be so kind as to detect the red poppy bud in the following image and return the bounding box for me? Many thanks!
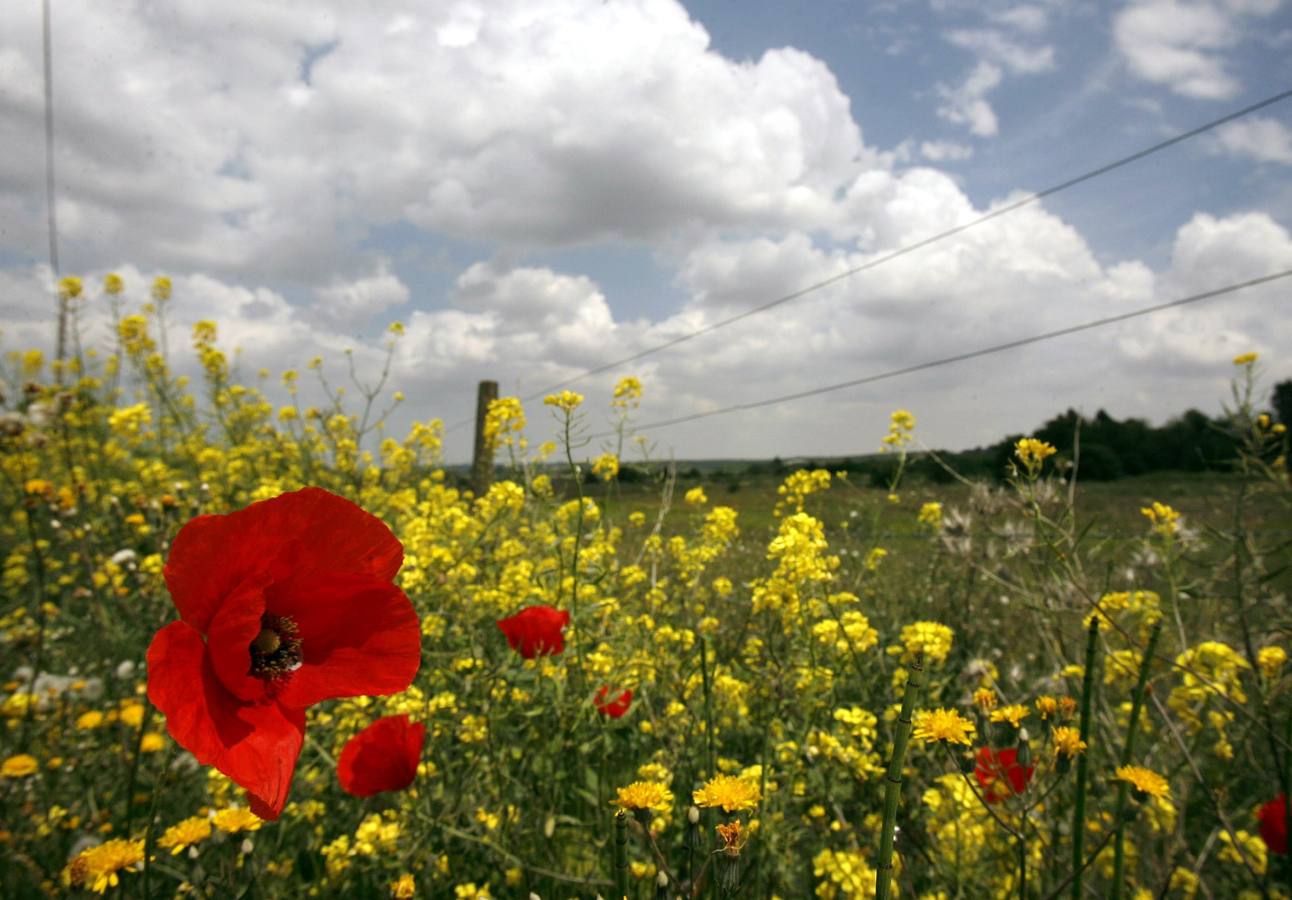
[974,747,1034,803]
[496,605,570,658]
[594,685,633,718]
[146,488,421,819]
[1260,794,1288,855]
[337,715,426,797]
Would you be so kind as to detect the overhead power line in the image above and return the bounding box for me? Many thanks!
[584,266,1292,439]
[441,85,1292,435]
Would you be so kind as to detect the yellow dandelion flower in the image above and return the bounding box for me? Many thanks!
[693,774,762,813]
[2,754,40,778]
[391,873,416,898]
[65,838,144,894]
[973,688,998,711]
[77,711,105,730]
[1115,765,1170,800]
[1035,696,1059,719]
[157,816,212,855]
[989,704,1029,728]
[912,708,976,746]
[212,807,263,834]
[1052,727,1087,759]
[715,820,749,854]
[612,781,674,813]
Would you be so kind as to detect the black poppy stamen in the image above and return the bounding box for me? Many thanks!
[248,614,303,680]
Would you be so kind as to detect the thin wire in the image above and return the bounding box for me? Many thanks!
[584,267,1292,439]
[43,0,64,363]
[443,85,1292,434]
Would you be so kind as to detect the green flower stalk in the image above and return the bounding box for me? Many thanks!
[876,654,924,900]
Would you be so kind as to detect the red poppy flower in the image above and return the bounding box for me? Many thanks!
[1260,794,1289,855]
[974,747,1034,803]
[337,714,426,797]
[594,686,633,718]
[496,605,570,658]
[146,488,421,820]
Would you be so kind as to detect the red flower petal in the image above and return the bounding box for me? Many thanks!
[974,747,1033,803]
[497,605,570,658]
[594,686,633,718]
[337,715,426,797]
[270,574,421,709]
[164,488,403,633]
[147,621,305,819]
[1260,794,1289,855]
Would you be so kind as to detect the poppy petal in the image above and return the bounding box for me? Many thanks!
[497,605,570,658]
[204,575,271,702]
[270,575,421,709]
[147,621,305,820]
[337,715,426,797]
[164,488,403,632]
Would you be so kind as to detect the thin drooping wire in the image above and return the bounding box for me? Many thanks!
[584,267,1292,439]
[42,0,64,361]
[443,85,1292,434]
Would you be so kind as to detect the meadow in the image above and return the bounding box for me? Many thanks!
[1,275,1290,898]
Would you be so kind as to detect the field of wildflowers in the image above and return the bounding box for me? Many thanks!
[1,274,1290,898]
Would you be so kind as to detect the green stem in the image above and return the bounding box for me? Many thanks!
[1071,617,1100,900]
[876,653,923,900]
[1110,620,1162,900]
[613,810,628,900]
[699,636,716,780]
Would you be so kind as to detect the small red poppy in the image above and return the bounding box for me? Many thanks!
[496,605,570,658]
[337,715,426,797]
[594,686,633,718]
[974,747,1034,803]
[146,488,421,819]
[1260,794,1289,855]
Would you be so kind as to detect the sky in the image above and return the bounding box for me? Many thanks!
[2,0,1291,463]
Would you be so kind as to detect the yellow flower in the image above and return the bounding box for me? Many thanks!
[543,390,583,412]
[388,321,405,336]
[612,375,643,407]
[2,754,39,777]
[612,781,674,813]
[912,709,976,746]
[65,838,144,894]
[1052,726,1087,759]
[592,453,619,481]
[25,479,53,496]
[1035,696,1059,719]
[1115,765,1170,800]
[973,688,998,711]
[1257,646,1286,680]
[990,705,1029,728]
[391,874,417,898]
[1014,437,1057,472]
[917,501,942,528]
[1140,501,1180,537]
[140,732,165,752]
[151,276,172,301]
[896,621,954,664]
[1232,351,1258,365]
[157,816,212,855]
[76,711,105,730]
[693,774,762,813]
[212,807,263,833]
[103,273,124,295]
[684,487,708,506]
[58,276,83,299]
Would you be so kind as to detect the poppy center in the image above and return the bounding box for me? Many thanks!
[248,614,302,680]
